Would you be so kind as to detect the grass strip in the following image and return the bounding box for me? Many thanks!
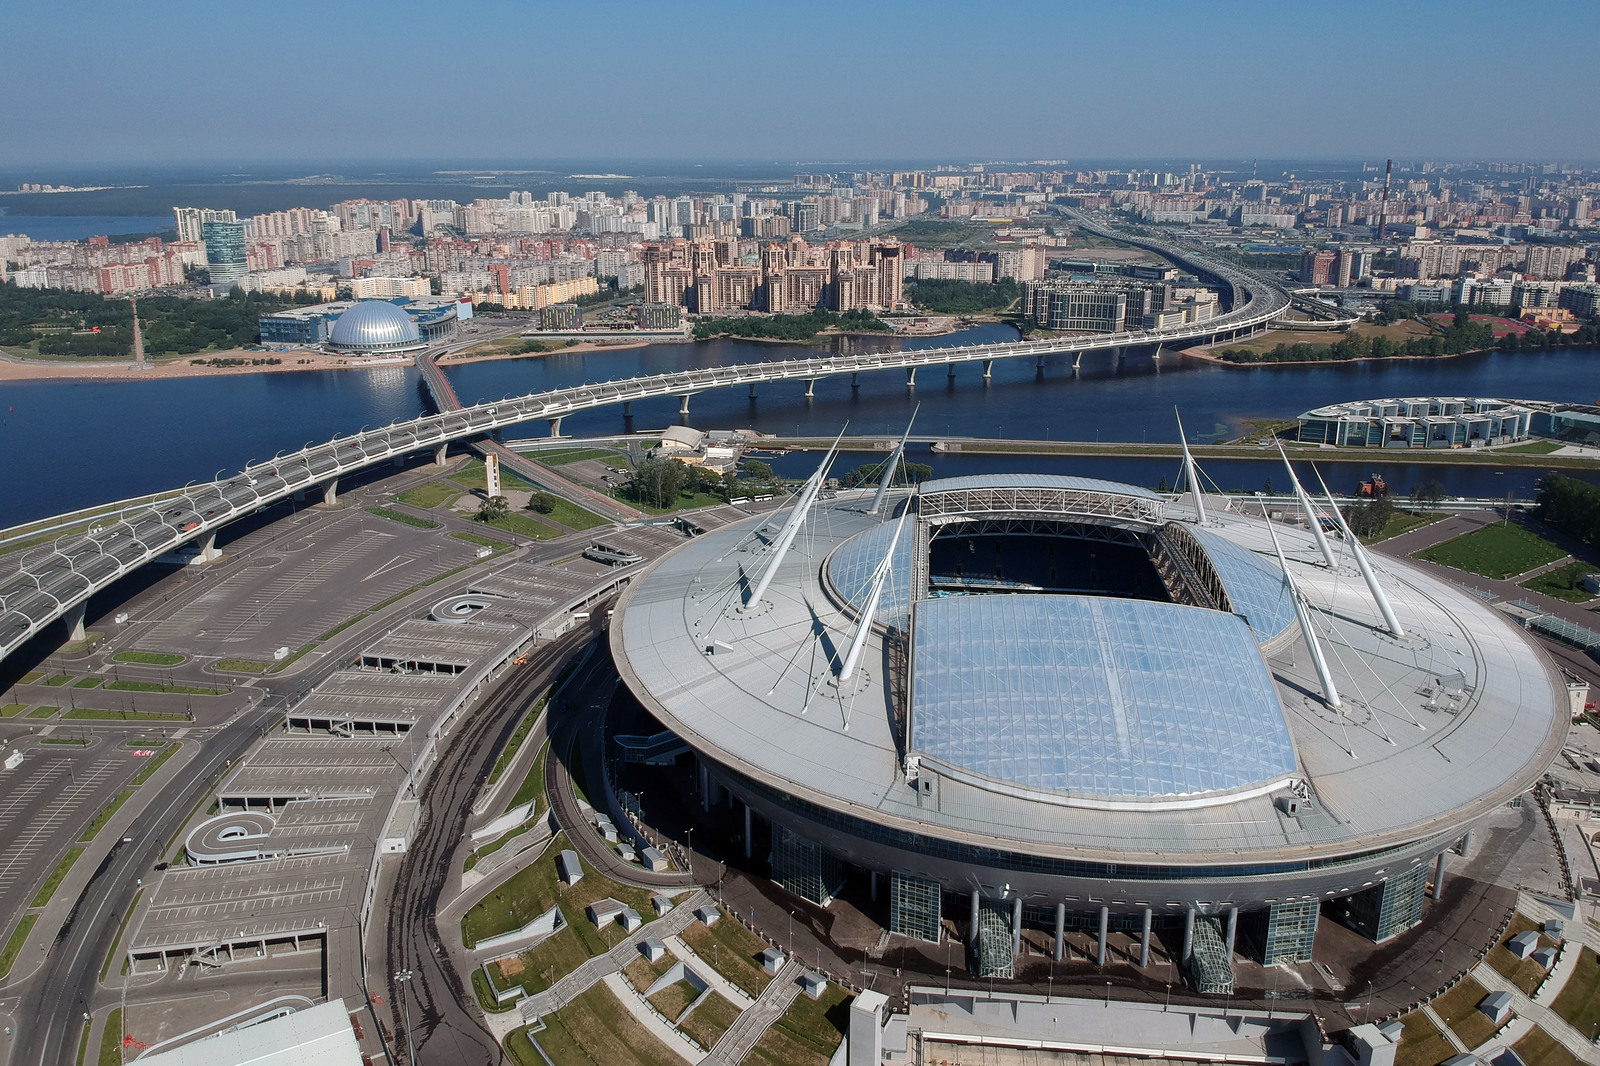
[489,700,546,786]
[111,651,184,666]
[0,914,38,980]
[268,643,317,673]
[32,847,84,907]
[130,744,180,786]
[44,674,74,687]
[396,482,459,508]
[507,739,550,813]
[104,679,222,695]
[72,677,103,689]
[41,737,88,746]
[65,708,188,721]
[451,530,509,551]
[0,704,26,717]
[27,705,59,719]
[79,791,133,843]
[97,1008,123,1066]
[365,506,439,529]
[214,658,268,673]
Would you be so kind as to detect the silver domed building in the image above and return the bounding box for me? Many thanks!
[326,300,425,354]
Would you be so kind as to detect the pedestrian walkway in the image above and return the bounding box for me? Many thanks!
[1472,962,1600,1064]
[701,957,807,1066]
[1422,1003,1470,1056]
[601,970,701,1063]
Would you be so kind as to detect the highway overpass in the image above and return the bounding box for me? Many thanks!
[0,223,1294,665]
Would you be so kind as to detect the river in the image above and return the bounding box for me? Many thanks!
[1,326,1595,527]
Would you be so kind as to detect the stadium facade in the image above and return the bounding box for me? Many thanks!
[611,473,1565,990]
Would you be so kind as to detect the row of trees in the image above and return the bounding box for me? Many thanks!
[691,309,889,341]
[904,278,1022,315]
[1217,312,1497,364]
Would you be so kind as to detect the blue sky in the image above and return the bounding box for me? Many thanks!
[7,0,1598,165]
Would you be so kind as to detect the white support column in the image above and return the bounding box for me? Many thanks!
[548,417,563,438]
[698,761,709,812]
[969,890,981,946]
[1182,907,1195,961]
[1316,468,1404,638]
[434,442,448,466]
[63,601,86,643]
[321,479,339,506]
[196,530,221,564]
[868,406,918,517]
[905,367,917,387]
[804,379,816,399]
[745,430,845,611]
[869,870,878,902]
[1175,407,1206,525]
[1097,905,1110,966]
[1224,906,1238,958]
[679,394,691,416]
[1264,504,1342,710]
[1011,897,1023,956]
[1140,907,1153,967]
[982,359,994,380]
[743,803,752,859]
[1432,851,1447,900]
[1054,903,1066,962]
[1279,446,1337,569]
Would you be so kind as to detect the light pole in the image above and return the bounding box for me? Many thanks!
[393,968,415,1065]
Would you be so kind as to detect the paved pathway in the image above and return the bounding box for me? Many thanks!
[602,970,701,1063]
[701,957,807,1066]
[1472,961,1600,1064]
[1421,1003,1470,1055]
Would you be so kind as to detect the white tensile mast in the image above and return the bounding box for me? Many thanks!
[1278,444,1338,569]
[1174,407,1206,525]
[869,404,919,516]
[1314,465,1405,639]
[1262,502,1342,711]
[838,507,909,690]
[742,427,846,611]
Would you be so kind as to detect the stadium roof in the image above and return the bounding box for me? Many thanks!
[922,474,1163,501]
[1189,527,1297,643]
[910,595,1297,804]
[327,299,422,351]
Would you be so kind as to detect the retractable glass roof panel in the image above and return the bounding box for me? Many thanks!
[1188,528,1297,643]
[909,595,1297,807]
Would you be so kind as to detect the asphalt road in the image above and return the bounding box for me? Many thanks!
[7,703,281,1066]
[381,623,599,1066]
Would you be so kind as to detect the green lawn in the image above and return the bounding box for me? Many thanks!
[1513,1028,1583,1066]
[630,490,726,516]
[1486,914,1555,994]
[104,679,221,695]
[1432,975,1498,1050]
[681,916,773,997]
[524,447,633,469]
[215,658,268,674]
[646,978,699,1022]
[26,706,58,719]
[72,677,103,689]
[31,847,83,907]
[1362,510,1448,544]
[678,991,740,1050]
[480,513,563,541]
[512,983,683,1066]
[1393,1010,1456,1066]
[40,737,87,746]
[743,984,851,1066]
[43,674,73,687]
[1415,523,1568,579]
[1499,441,1564,454]
[532,497,609,531]
[1551,947,1600,1039]
[1523,561,1598,602]
[79,791,133,842]
[112,651,184,666]
[451,529,510,552]
[98,1007,124,1066]
[488,925,591,996]
[65,708,188,721]
[1,704,27,717]
[396,481,460,508]
[623,951,678,991]
[0,915,37,980]
[460,832,658,951]
[365,506,438,529]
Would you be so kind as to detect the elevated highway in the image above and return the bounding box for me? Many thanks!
[0,221,1293,666]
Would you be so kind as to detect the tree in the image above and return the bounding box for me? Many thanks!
[741,460,776,482]
[1343,496,1394,539]
[526,490,555,515]
[1262,477,1274,495]
[1409,480,1446,510]
[476,495,510,522]
[627,458,689,509]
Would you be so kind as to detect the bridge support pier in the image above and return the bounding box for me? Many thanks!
[196,530,221,564]
[433,442,448,467]
[804,379,815,400]
[679,394,691,417]
[905,367,917,387]
[321,479,339,506]
[62,601,86,643]
[850,372,859,389]
[1072,352,1082,370]
[548,417,563,437]
[748,383,758,399]
[982,359,993,381]
[622,401,632,417]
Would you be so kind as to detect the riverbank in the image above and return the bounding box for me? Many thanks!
[0,345,391,382]
[436,336,659,366]
[1180,342,1487,369]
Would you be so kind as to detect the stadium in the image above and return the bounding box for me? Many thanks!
[610,467,1566,993]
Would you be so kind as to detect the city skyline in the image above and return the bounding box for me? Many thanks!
[7,0,1600,165]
